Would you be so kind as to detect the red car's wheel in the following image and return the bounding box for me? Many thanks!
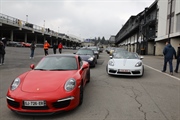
[86,69,90,83]
[79,82,84,106]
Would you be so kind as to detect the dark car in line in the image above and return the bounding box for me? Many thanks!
[87,46,100,59]
[75,48,97,67]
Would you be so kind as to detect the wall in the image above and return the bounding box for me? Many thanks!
[148,41,154,55]
[156,0,168,41]
[155,41,165,55]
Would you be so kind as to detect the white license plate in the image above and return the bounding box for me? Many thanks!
[24,101,45,106]
[119,69,130,72]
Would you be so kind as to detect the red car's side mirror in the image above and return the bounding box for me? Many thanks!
[30,64,35,69]
[83,64,89,69]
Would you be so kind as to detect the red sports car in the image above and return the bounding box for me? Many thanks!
[6,54,90,115]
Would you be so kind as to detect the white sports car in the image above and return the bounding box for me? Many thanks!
[106,51,144,77]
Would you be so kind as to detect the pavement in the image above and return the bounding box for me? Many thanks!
[142,55,180,79]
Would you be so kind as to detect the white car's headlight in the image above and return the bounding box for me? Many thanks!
[88,57,94,61]
[64,78,76,92]
[135,61,142,67]
[108,60,114,66]
[11,78,20,90]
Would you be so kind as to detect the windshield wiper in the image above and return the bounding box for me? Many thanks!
[34,69,47,71]
[48,69,66,71]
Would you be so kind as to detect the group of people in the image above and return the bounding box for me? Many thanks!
[43,40,63,56]
[29,40,63,59]
[162,41,180,75]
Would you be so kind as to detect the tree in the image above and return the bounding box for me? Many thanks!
[101,36,105,44]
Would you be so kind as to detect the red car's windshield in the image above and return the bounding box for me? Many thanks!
[34,56,78,70]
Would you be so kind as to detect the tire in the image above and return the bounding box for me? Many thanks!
[79,82,84,106]
[106,65,110,75]
[139,66,144,77]
[92,61,96,67]
[86,69,90,83]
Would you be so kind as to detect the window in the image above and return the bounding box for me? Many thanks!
[177,14,180,32]
[166,0,175,34]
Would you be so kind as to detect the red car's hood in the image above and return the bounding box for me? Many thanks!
[21,70,77,93]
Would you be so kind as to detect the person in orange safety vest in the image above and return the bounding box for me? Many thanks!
[44,40,50,56]
[58,42,63,54]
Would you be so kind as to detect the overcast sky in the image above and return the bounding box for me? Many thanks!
[0,0,155,40]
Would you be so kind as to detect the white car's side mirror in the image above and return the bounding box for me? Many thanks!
[140,56,144,60]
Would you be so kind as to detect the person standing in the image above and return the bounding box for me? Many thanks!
[0,41,5,65]
[58,42,63,54]
[52,42,57,54]
[30,41,36,59]
[43,40,50,56]
[162,41,177,75]
[1,37,7,49]
[174,43,180,73]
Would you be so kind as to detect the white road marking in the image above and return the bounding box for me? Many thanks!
[144,64,180,81]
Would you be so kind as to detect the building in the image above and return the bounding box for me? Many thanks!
[115,0,157,55]
[115,0,180,56]
[109,35,116,46]
[155,0,180,55]
[0,13,82,47]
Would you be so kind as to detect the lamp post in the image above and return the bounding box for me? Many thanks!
[26,15,28,23]
[43,20,45,28]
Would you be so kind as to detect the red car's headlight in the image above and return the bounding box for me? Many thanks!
[11,78,20,91]
[64,78,76,92]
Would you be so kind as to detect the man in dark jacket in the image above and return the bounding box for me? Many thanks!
[1,37,7,48]
[174,43,180,73]
[30,41,36,59]
[162,41,176,75]
[52,42,58,54]
[0,41,5,65]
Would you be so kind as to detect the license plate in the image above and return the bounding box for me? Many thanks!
[24,100,45,106]
[119,69,130,72]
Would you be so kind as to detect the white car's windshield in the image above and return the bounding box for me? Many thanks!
[114,52,139,59]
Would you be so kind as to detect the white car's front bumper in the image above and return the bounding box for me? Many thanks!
[107,66,144,76]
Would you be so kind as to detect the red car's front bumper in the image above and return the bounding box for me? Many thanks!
[6,88,80,115]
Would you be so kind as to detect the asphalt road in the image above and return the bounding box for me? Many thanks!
[0,47,180,120]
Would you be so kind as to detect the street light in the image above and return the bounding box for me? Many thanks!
[43,20,45,28]
[26,15,28,23]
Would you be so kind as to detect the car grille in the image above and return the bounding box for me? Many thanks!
[109,69,141,75]
[117,71,131,74]
[7,99,20,108]
[22,106,49,110]
[52,100,71,109]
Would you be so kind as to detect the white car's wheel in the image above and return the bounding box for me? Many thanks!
[140,66,144,77]
[106,65,110,75]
